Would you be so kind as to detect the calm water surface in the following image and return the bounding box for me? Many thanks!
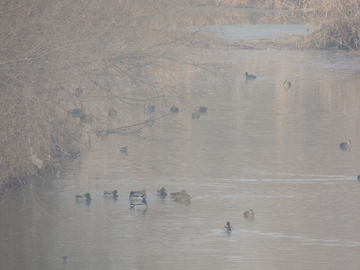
[2,36,360,270]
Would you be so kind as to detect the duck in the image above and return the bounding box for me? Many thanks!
[108,109,117,119]
[224,222,233,231]
[146,118,155,128]
[358,175,360,180]
[130,198,148,210]
[144,105,155,114]
[75,193,91,200]
[75,87,82,98]
[80,114,94,124]
[340,140,351,150]
[245,72,256,80]
[120,146,128,153]
[62,256,68,264]
[191,112,200,119]
[103,190,118,197]
[68,108,85,118]
[195,106,207,114]
[156,187,167,197]
[244,209,254,219]
[129,190,147,202]
[170,190,191,200]
[283,80,291,90]
[170,106,179,113]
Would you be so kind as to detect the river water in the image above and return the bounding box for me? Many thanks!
[2,19,360,270]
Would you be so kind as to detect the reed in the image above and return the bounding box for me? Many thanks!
[298,0,360,51]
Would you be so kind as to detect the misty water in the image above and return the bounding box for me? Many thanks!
[2,24,360,270]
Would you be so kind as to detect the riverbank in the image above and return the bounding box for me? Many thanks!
[0,0,213,195]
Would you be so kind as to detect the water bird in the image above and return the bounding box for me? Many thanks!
[244,209,254,220]
[156,187,167,197]
[80,114,94,124]
[120,146,127,153]
[146,118,155,128]
[195,106,207,114]
[224,222,233,231]
[104,190,118,197]
[108,109,117,119]
[170,190,191,201]
[130,198,148,210]
[144,105,155,114]
[62,256,68,264]
[129,190,147,202]
[357,175,360,180]
[191,112,200,119]
[340,140,351,150]
[283,80,291,90]
[170,106,179,113]
[75,193,91,200]
[75,87,82,98]
[69,108,85,118]
[245,72,256,80]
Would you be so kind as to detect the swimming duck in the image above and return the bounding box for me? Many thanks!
[129,190,147,202]
[191,112,200,119]
[224,222,233,231]
[340,140,351,150]
[75,87,82,98]
[144,105,155,114]
[120,146,127,153]
[69,108,85,118]
[245,72,256,80]
[130,198,148,210]
[108,109,117,119]
[75,193,91,200]
[103,190,118,197]
[170,190,191,200]
[62,256,68,264]
[195,106,207,114]
[170,106,179,113]
[146,118,155,128]
[244,209,254,220]
[156,187,167,197]
[80,114,94,124]
[283,80,291,90]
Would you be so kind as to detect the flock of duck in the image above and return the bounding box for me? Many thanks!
[75,189,254,231]
[245,72,291,90]
[75,77,355,234]
[74,188,192,210]
[144,103,208,120]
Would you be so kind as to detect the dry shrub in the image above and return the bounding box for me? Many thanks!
[298,0,360,50]
[0,0,215,194]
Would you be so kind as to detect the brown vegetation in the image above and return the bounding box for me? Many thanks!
[0,0,215,194]
[195,0,360,51]
[298,0,360,51]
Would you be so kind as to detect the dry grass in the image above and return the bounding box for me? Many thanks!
[0,0,218,194]
[194,0,360,51]
[298,0,360,50]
